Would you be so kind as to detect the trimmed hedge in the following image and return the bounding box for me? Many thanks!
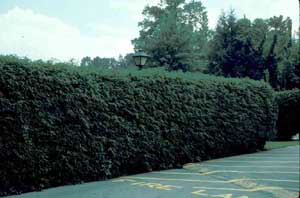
[276,89,300,140]
[0,60,277,196]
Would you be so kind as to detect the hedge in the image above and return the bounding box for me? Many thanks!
[0,59,277,196]
[276,89,300,140]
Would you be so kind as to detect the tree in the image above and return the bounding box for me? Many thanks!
[132,0,210,71]
[280,37,300,89]
[118,54,136,68]
[265,16,295,89]
[80,56,120,69]
[80,56,92,67]
[208,11,266,80]
[265,34,279,89]
[208,11,295,88]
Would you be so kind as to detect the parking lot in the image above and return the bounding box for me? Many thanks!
[5,145,299,198]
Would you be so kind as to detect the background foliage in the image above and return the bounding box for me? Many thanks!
[0,57,277,196]
[76,1,299,91]
[90,0,299,91]
[132,0,210,71]
[207,11,299,90]
[276,89,300,140]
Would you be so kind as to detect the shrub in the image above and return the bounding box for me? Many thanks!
[276,89,300,140]
[0,58,277,196]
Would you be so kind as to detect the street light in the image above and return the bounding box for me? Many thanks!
[132,51,150,69]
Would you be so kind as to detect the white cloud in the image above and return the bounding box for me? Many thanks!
[108,0,161,24]
[108,0,160,12]
[0,7,133,61]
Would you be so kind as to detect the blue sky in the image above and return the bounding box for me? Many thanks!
[0,0,298,62]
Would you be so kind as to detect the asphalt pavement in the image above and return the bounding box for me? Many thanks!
[4,145,300,198]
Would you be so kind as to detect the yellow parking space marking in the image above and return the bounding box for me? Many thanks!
[199,170,299,175]
[192,188,299,198]
[259,154,299,156]
[205,160,299,163]
[249,155,299,157]
[192,190,249,198]
[192,186,296,192]
[186,164,299,168]
[228,178,300,183]
[112,179,136,183]
[225,156,300,159]
[123,176,299,183]
[184,163,197,168]
[249,153,299,154]
[192,189,210,195]
[156,171,299,176]
[125,176,228,183]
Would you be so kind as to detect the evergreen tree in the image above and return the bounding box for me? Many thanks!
[208,11,294,88]
[280,37,300,89]
[266,34,279,89]
[208,11,266,79]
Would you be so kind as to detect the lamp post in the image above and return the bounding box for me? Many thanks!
[132,51,150,69]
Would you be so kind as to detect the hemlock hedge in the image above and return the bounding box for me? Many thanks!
[276,89,300,140]
[0,59,277,196]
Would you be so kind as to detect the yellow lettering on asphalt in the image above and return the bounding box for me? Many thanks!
[229,179,299,198]
[131,181,182,191]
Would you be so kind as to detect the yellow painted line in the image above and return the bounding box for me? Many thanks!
[237,152,300,155]
[123,176,299,183]
[229,178,300,183]
[199,170,299,175]
[124,176,228,183]
[156,171,299,175]
[260,152,300,154]
[253,153,299,155]
[226,156,300,159]
[205,160,299,163]
[191,189,210,196]
[267,155,300,157]
[112,179,137,183]
[192,186,300,192]
[187,164,300,168]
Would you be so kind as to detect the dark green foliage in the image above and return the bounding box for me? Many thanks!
[266,34,279,89]
[208,11,266,80]
[208,11,296,90]
[132,0,210,71]
[80,56,120,69]
[0,57,277,196]
[279,37,300,90]
[276,89,300,140]
[80,54,136,69]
